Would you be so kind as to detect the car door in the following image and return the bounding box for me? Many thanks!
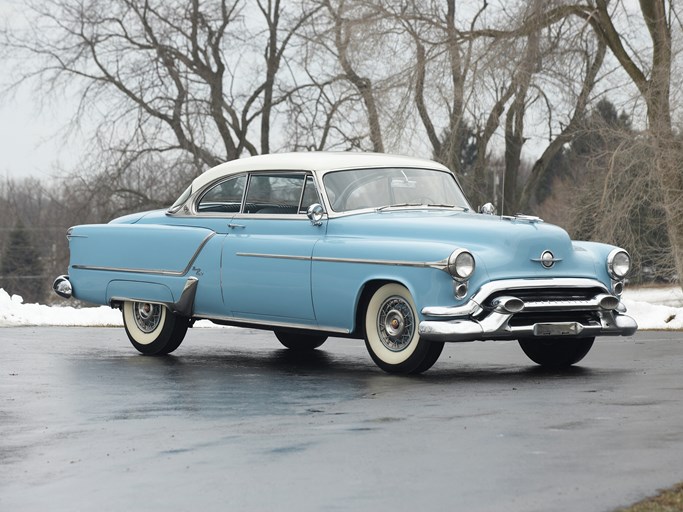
[221,172,325,323]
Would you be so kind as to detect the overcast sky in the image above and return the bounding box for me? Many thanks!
[0,0,81,181]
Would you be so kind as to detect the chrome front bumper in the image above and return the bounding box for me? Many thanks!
[418,278,638,343]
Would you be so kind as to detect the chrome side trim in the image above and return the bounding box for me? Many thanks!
[236,253,310,261]
[314,256,446,269]
[73,265,188,276]
[72,232,216,277]
[236,252,448,270]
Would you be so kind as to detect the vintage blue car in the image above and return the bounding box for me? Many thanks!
[53,152,637,373]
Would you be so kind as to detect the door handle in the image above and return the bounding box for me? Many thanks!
[228,223,246,229]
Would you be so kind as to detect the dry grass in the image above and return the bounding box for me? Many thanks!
[616,483,683,512]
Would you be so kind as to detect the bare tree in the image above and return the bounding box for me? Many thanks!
[309,0,387,152]
[2,0,319,201]
[568,0,682,287]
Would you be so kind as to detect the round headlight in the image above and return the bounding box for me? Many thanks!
[607,249,630,279]
[448,249,475,280]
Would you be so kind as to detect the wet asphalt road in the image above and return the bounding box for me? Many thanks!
[1,327,682,512]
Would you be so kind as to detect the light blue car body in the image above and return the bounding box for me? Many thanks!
[56,152,636,345]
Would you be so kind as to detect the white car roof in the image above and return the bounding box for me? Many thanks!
[191,151,450,192]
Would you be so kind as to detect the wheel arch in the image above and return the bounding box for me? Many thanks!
[353,278,415,337]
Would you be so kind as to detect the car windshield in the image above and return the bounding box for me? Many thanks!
[323,167,470,213]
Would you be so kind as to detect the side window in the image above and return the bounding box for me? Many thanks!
[197,175,246,213]
[245,174,306,214]
[299,175,320,213]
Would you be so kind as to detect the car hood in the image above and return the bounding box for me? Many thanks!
[327,210,603,283]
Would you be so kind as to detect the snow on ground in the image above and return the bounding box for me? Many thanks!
[0,286,682,329]
[0,288,216,328]
[622,286,683,330]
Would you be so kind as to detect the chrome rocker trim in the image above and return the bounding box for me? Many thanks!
[419,278,638,343]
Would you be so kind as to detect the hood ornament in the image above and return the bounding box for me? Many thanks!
[532,250,562,269]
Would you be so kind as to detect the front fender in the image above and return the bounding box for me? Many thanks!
[311,238,459,333]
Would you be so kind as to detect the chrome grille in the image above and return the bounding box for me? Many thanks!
[484,287,605,307]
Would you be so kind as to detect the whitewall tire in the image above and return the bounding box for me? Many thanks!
[364,283,443,374]
[122,301,189,355]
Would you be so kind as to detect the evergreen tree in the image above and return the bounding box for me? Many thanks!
[0,222,45,303]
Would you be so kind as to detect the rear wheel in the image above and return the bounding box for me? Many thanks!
[364,283,442,374]
[518,337,595,368]
[122,301,189,355]
[275,331,327,350]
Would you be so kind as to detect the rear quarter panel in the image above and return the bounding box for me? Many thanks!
[67,224,220,307]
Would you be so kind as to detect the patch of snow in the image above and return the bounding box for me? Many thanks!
[0,289,222,328]
[1,286,681,330]
[0,289,122,327]
[622,298,683,330]
[623,286,683,307]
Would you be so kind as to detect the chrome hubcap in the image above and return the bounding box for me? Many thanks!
[377,296,414,352]
[133,302,162,333]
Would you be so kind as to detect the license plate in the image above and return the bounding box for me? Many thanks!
[533,322,583,336]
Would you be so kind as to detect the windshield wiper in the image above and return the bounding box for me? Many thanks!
[376,203,469,212]
[426,204,470,211]
[376,203,423,211]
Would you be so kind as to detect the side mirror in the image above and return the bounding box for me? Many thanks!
[307,203,325,226]
[479,202,496,215]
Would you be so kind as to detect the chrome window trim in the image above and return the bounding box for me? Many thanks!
[192,172,248,216]
[187,170,324,217]
[171,166,469,220]
[319,166,471,215]
[243,171,308,214]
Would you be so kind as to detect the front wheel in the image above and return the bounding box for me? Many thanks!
[364,283,443,374]
[518,337,595,368]
[275,331,327,350]
[122,301,189,355]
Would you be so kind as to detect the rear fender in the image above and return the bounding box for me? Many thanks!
[67,224,214,307]
[69,224,215,275]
